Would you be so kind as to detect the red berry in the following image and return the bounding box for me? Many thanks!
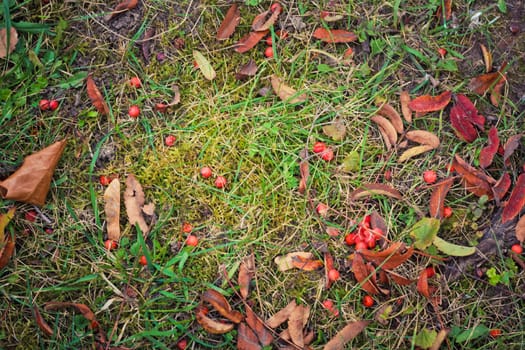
[186,234,199,247]
[130,76,142,88]
[200,166,213,179]
[320,10,329,19]
[155,103,168,113]
[39,99,50,111]
[165,135,176,146]
[176,339,188,350]
[345,233,357,246]
[139,255,148,266]
[182,222,193,233]
[423,170,437,184]
[425,266,436,278]
[355,241,368,250]
[99,175,111,186]
[49,100,59,111]
[316,203,329,217]
[215,176,227,189]
[343,47,354,58]
[322,299,339,316]
[437,47,447,58]
[104,239,118,250]
[313,141,327,154]
[321,148,334,162]
[270,3,282,12]
[372,228,384,240]
[25,211,38,222]
[363,215,371,225]
[264,46,274,58]
[443,206,453,218]
[366,237,376,249]
[265,37,273,46]
[128,105,140,118]
[511,244,523,254]
[362,295,374,307]
[327,269,340,281]
[489,329,502,338]
[44,227,54,234]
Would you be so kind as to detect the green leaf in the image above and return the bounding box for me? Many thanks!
[497,0,507,13]
[58,71,88,89]
[340,150,361,172]
[436,59,458,72]
[414,328,437,348]
[455,325,489,343]
[409,217,440,250]
[193,50,216,81]
[433,236,476,256]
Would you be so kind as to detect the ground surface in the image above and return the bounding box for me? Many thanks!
[1,0,524,349]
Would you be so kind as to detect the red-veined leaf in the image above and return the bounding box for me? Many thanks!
[408,91,452,113]
[323,320,370,350]
[501,174,525,223]
[202,289,243,323]
[479,126,499,168]
[312,28,358,43]
[216,4,241,40]
[503,134,522,162]
[235,30,268,53]
[429,178,454,219]
[352,253,380,295]
[516,215,525,243]
[359,242,414,270]
[86,75,110,115]
[349,183,402,201]
[195,305,234,334]
[416,269,431,299]
[493,172,511,202]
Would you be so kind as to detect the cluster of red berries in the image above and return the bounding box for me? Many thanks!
[344,215,383,250]
[199,166,227,189]
[39,99,59,111]
[312,141,334,162]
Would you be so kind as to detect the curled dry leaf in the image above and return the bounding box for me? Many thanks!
[323,320,370,350]
[106,0,138,21]
[469,62,507,95]
[503,134,522,162]
[44,302,99,330]
[408,91,452,113]
[398,145,436,163]
[86,75,110,116]
[270,75,307,104]
[0,27,18,58]
[378,126,393,151]
[405,130,440,149]
[376,102,403,134]
[274,252,323,271]
[371,115,397,146]
[235,30,269,53]
[104,178,121,242]
[202,289,243,323]
[266,300,297,328]
[349,183,402,201]
[429,178,454,219]
[193,50,216,81]
[195,305,234,334]
[480,44,492,73]
[238,253,255,300]
[479,126,499,168]
[312,28,358,43]
[322,117,346,141]
[235,60,258,80]
[493,172,511,203]
[359,242,414,270]
[501,174,525,223]
[416,268,431,299]
[124,174,150,235]
[400,90,412,123]
[0,139,67,206]
[252,6,281,32]
[216,4,241,40]
[452,155,494,198]
[352,253,380,295]
[515,215,525,243]
[33,305,54,336]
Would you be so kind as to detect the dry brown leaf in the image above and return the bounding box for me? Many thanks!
[323,320,370,350]
[376,102,404,134]
[86,75,110,116]
[216,4,241,40]
[0,234,15,270]
[469,62,507,95]
[270,75,307,104]
[106,0,138,21]
[516,215,525,243]
[288,304,307,347]
[322,118,346,141]
[503,134,522,162]
[124,174,149,235]
[195,305,234,334]
[400,90,412,123]
[275,252,317,271]
[490,75,506,107]
[298,149,309,194]
[324,252,335,289]
[291,254,324,271]
[429,328,450,350]
[453,155,494,198]
[235,30,269,53]
[202,289,243,323]
[245,306,273,346]
[405,130,440,149]
[385,269,413,285]
[0,139,67,206]
[377,126,392,151]
[252,7,281,32]
[397,145,434,163]
[371,115,397,145]
[266,300,297,328]
[350,183,402,201]
[237,323,261,350]
[141,27,155,63]
[239,254,255,299]
[44,302,99,330]
[236,60,258,80]
[429,178,454,219]
[33,305,53,336]
[352,253,380,295]
[480,44,492,73]
[104,178,121,242]
[0,27,18,58]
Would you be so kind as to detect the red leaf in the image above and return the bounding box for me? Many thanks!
[452,155,494,199]
[408,91,452,113]
[86,75,110,116]
[33,305,53,336]
[436,0,452,21]
[449,94,485,143]
[429,178,454,219]
[106,0,138,20]
[324,320,370,350]
[216,4,241,40]
[235,60,258,80]
[252,7,281,32]
[235,30,269,53]
[503,134,522,162]
[202,289,243,323]
[469,62,507,95]
[195,305,234,334]
[416,269,430,299]
[312,28,358,43]
[358,242,414,270]
[493,172,511,202]
[352,253,380,295]
[479,126,500,168]
[490,75,507,107]
[501,174,525,223]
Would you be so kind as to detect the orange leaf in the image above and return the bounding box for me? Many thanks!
[516,215,525,243]
[104,178,121,242]
[349,183,402,201]
[0,234,15,270]
[408,91,452,113]
[245,306,272,346]
[106,0,138,21]
[376,102,403,134]
[291,254,324,271]
[202,289,243,323]
[0,139,67,206]
[436,0,452,21]
[501,174,525,223]
[452,155,494,199]
[86,75,110,115]
[252,7,281,32]
[238,254,255,300]
[490,75,506,107]
[266,300,297,328]
[417,269,430,299]
[237,323,261,350]
[312,28,358,43]
[352,253,380,295]
[429,178,454,219]
[195,305,234,334]
[479,126,499,168]
[324,320,370,350]
[235,30,268,53]
[359,242,414,270]
[493,172,511,202]
[216,4,241,40]
[33,305,54,336]
[400,90,412,123]
[44,302,99,330]
[468,62,507,95]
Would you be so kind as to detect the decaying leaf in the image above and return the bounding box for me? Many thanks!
[298,149,309,194]
[44,302,99,330]
[270,75,307,104]
[104,178,121,242]
[479,126,499,168]
[515,215,525,243]
[237,323,261,350]
[397,145,434,163]
[339,150,360,173]
[245,306,273,346]
[0,27,18,58]
[430,329,450,350]
[493,172,511,202]
[410,217,440,250]
[405,130,440,149]
[266,300,297,328]
[288,304,309,347]
[156,85,182,112]
[323,320,370,350]
[385,269,413,285]
[453,155,494,198]
[235,60,258,80]
[490,76,506,107]
[252,6,281,32]
[480,44,492,73]
[352,253,380,295]
[86,75,110,116]
[238,253,255,299]
[216,4,241,40]
[503,134,522,162]
[202,289,243,323]
[376,101,403,134]
[501,174,525,223]
[193,50,216,81]
[371,115,397,146]
[429,178,454,219]
[349,183,402,201]
[235,30,269,53]
[33,305,54,336]
[449,94,485,143]
[0,234,15,270]
[141,27,155,63]
[370,211,388,240]
[274,252,323,272]
[312,28,358,43]
[400,90,412,123]
[416,269,431,299]
[322,118,346,141]
[408,91,452,113]
[433,236,475,256]
[124,174,150,235]
[469,62,507,95]
[0,139,67,206]
[414,328,438,349]
[359,242,414,270]
[106,0,138,21]
[195,305,234,334]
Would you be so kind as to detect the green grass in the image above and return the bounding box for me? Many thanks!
[1,0,524,348]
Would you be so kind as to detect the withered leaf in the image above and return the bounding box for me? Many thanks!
[323,320,370,350]
[376,102,403,134]
[106,0,138,21]
[270,75,307,104]
[193,50,216,81]
[216,4,241,40]
[453,155,494,198]
[322,117,346,141]
[0,139,67,206]
[429,178,454,219]
[266,300,297,328]
[480,44,492,73]
[469,62,507,95]
[349,183,402,201]
[503,134,522,162]
[245,306,273,346]
[378,126,393,151]
[124,174,150,235]
[312,28,358,43]
[274,252,323,272]
[408,91,452,113]
[252,7,281,32]
[430,329,450,350]
[416,269,431,299]
[86,75,110,116]
[235,30,269,53]
[397,145,435,163]
[370,211,387,240]
[352,253,380,295]
[479,126,499,168]
[33,305,53,336]
[237,323,261,350]
[405,130,440,149]
[371,115,397,145]
[104,178,120,242]
[141,27,155,63]
[449,94,485,143]
[490,75,506,107]
[44,302,99,330]
[238,253,255,300]
[493,172,511,202]
[288,304,309,347]
[501,174,525,223]
[400,90,412,123]
[515,215,525,243]
[195,305,234,334]
[385,269,413,285]
[236,60,258,80]
[202,289,243,323]
[0,234,15,270]
[0,27,18,58]
[359,242,414,270]
[298,149,309,194]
